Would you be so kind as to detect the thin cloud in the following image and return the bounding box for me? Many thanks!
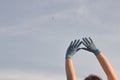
[0,0,120,80]
[0,70,67,80]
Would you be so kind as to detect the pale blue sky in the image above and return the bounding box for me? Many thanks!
[0,0,120,80]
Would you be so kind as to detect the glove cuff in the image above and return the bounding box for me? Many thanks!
[65,54,72,59]
[94,49,101,56]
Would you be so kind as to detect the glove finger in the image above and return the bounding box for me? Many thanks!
[83,38,89,46]
[89,37,93,43]
[76,48,81,52]
[82,38,89,47]
[81,47,94,53]
[82,41,88,48]
[70,41,73,47]
[76,41,82,48]
[81,47,93,53]
[85,37,91,44]
[81,47,87,50]
[72,39,77,47]
[74,39,80,48]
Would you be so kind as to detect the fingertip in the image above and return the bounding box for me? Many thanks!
[70,41,73,46]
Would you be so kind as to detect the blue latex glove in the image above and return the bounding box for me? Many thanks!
[82,37,100,56]
[66,39,82,59]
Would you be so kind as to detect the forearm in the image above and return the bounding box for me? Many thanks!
[96,53,118,80]
[65,58,76,80]
[65,39,81,80]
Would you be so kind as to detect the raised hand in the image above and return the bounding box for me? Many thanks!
[66,39,82,59]
[81,37,100,56]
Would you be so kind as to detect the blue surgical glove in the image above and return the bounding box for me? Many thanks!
[66,39,82,59]
[82,37,100,56]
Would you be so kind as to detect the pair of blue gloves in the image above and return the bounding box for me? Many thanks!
[66,37,101,59]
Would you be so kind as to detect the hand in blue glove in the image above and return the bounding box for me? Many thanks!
[66,39,82,59]
[81,37,101,56]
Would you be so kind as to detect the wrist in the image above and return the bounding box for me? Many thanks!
[94,49,101,56]
[66,57,71,60]
[65,54,72,59]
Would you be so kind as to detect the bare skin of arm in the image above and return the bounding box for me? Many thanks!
[96,53,118,80]
[65,53,118,80]
[65,58,76,80]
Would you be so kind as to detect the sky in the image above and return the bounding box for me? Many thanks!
[0,0,120,80]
